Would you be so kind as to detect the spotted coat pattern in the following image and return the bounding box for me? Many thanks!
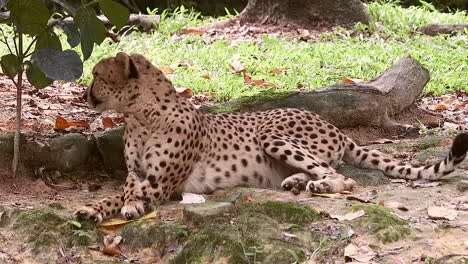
[75,53,468,223]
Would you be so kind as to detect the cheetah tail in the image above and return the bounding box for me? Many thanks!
[343,133,468,180]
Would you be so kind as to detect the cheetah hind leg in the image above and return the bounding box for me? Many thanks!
[305,172,356,193]
[74,194,124,224]
[281,173,311,194]
[260,135,356,193]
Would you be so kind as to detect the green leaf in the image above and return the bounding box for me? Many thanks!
[1,54,20,78]
[57,22,80,48]
[99,0,130,29]
[36,30,62,51]
[0,0,9,9]
[67,220,82,229]
[32,48,83,81]
[7,0,50,35]
[48,0,76,16]
[77,8,106,60]
[25,61,53,89]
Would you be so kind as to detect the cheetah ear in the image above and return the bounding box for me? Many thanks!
[115,52,140,79]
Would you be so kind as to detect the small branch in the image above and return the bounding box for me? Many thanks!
[0,27,14,54]
[12,32,24,177]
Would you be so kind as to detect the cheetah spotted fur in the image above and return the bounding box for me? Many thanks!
[75,52,468,223]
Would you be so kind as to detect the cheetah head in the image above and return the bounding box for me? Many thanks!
[83,52,172,113]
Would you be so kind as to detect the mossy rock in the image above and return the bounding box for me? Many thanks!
[120,220,188,253]
[349,204,411,243]
[337,165,389,186]
[183,201,235,226]
[255,200,321,225]
[11,208,102,254]
[173,201,323,264]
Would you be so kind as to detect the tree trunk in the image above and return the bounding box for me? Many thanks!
[203,0,369,31]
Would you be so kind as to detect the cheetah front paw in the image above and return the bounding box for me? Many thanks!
[306,177,356,193]
[74,206,104,224]
[121,200,145,220]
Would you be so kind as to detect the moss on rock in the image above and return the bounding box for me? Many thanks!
[350,204,410,243]
[12,208,102,253]
[258,200,321,225]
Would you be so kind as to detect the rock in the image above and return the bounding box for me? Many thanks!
[47,133,95,172]
[202,55,429,128]
[349,204,410,243]
[427,206,458,221]
[418,23,468,36]
[94,127,126,176]
[183,201,234,226]
[457,180,468,192]
[337,164,389,186]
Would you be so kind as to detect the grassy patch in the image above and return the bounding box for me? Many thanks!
[0,2,466,101]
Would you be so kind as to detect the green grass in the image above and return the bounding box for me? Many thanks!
[1,2,467,102]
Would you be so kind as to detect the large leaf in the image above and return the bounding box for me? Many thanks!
[36,30,62,51]
[57,22,80,48]
[7,0,50,35]
[1,54,20,78]
[32,48,83,81]
[26,61,53,89]
[77,8,105,60]
[0,0,9,9]
[99,0,130,29]
[48,0,76,16]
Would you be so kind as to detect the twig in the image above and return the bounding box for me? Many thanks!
[433,253,468,264]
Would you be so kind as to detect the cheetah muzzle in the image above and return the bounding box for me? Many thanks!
[75,52,468,223]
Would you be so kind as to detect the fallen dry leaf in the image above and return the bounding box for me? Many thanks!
[379,201,409,211]
[434,104,449,110]
[102,235,122,256]
[98,211,157,229]
[229,59,246,73]
[175,87,192,98]
[343,78,364,84]
[444,122,461,130]
[330,209,365,221]
[454,103,466,110]
[344,243,376,263]
[242,195,252,202]
[269,68,291,74]
[201,74,211,79]
[427,205,458,220]
[102,117,115,128]
[346,190,377,203]
[310,192,339,198]
[410,181,441,188]
[159,66,174,75]
[171,60,192,69]
[243,73,277,88]
[181,26,206,35]
[55,116,89,130]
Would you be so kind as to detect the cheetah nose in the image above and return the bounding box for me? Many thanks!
[82,92,88,101]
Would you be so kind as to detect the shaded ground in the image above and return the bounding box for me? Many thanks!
[0,76,467,263]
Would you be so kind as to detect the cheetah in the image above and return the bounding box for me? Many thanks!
[76,52,468,223]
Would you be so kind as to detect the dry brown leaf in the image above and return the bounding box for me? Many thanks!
[330,210,365,221]
[454,103,466,110]
[343,78,364,84]
[102,246,121,256]
[379,201,409,211]
[242,195,252,202]
[229,60,246,73]
[113,117,125,124]
[159,66,174,75]
[434,104,448,110]
[201,74,211,79]
[243,73,277,88]
[269,68,291,74]
[54,116,89,130]
[175,87,192,98]
[181,27,206,35]
[102,117,115,128]
[344,243,376,263]
[171,60,192,69]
